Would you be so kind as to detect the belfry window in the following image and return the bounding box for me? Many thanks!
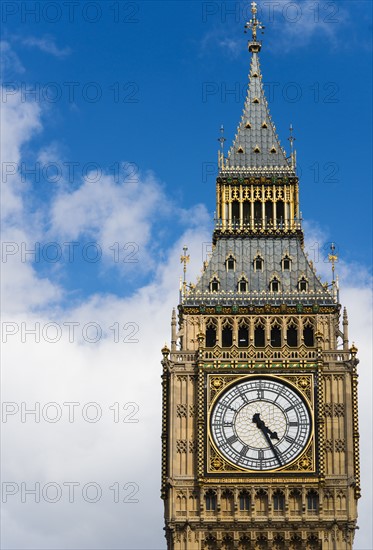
[270,277,280,292]
[243,202,251,224]
[254,323,265,347]
[238,324,249,347]
[226,255,236,271]
[222,321,233,348]
[210,277,220,292]
[270,324,281,347]
[303,324,315,347]
[231,201,239,224]
[254,201,262,224]
[298,277,308,292]
[265,202,273,225]
[277,200,285,224]
[205,322,217,348]
[287,323,298,347]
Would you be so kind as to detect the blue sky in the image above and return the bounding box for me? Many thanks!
[2,0,372,300]
[1,2,372,549]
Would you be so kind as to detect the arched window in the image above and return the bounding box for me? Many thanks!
[255,489,268,515]
[222,536,234,550]
[243,202,251,225]
[238,324,249,347]
[270,277,280,292]
[176,492,187,515]
[307,490,319,514]
[287,322,298,347]
[255,535,268,549]
[239,490,251,511]
[273,490,285,514]
[254,255,263,272]
[232,200,240,225]
[222,320,233,348]
[238,277,248,292]
[265,202,273,225]
[289,536,302,550]
[298,277,308,292]
[273,536,285,550]
[254,323,265,347]
[306,535,320,550]
[226,255,236,271]
[205,490,217,511]
[205,536,217,550]
[254,201,262,225]
[238,537,250,550]
[289,489,302,516]
[282,255,291,271]
[205,321,217,348]
[303,323,315,347]
[221,490,234,515]
[270,324,281,347]
[210,277,220,292]
[277,200,285,225]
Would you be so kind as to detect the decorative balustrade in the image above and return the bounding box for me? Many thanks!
[213,218,302,233]
[182,289,335,307]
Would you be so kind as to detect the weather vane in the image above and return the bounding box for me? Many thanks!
[244,2,265,42]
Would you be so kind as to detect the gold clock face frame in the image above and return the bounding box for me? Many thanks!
[208,375,314,473]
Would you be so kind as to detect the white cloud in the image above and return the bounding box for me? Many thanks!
[1,41,372,550]
[0,40,25,74]
[19,36,72,58]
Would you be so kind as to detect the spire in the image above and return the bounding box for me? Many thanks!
[343,307,349,351]
[222,2,294,176]
[171,308,177,351]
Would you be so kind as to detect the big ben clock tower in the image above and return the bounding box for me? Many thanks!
[161,3,360,549]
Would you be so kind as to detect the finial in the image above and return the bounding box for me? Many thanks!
[161,343,170,360]
[218,124,226,152]
[288,124,296,169]
[218,124,227,170]
[180,245,190,296]
[244,2,265,53]
[328,243,338,283]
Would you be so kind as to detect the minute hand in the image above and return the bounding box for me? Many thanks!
[252,413,282,466]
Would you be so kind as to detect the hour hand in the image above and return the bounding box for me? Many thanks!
[252,413,279,440]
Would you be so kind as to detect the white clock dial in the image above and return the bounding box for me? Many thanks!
[210,377,312,471]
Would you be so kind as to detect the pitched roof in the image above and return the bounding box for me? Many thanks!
[184,236,335,307]
[221,51,295,176]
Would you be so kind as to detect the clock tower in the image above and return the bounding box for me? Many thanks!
[161,3,360,549]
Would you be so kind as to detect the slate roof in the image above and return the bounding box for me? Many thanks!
[184,237,335,306]
[222,52,295,176]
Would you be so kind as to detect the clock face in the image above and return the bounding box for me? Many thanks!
[210,377,312,471]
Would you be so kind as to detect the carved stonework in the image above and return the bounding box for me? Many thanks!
[177,404,188,418]
[189,405,197,417]
[334,403,345,416]
[176,440,188,453]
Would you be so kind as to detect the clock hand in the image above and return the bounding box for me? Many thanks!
[252,413,282,466]
[252,413,279,440]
